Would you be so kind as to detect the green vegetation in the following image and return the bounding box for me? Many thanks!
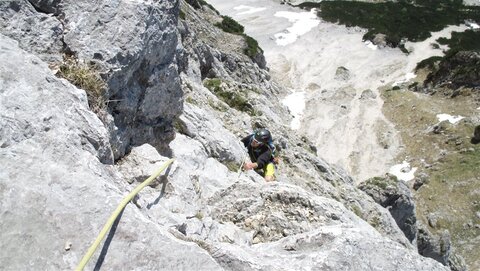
[350,204,363,218]
[214,16,263,58]
[195,211,204,220]
[224,161,241,172]
[369,215,381,229]
[298,0,480,48]
[179,9,186,20]
[415,56,443,71]
[57,56,106,113]
[203,78,254,114]
[215,16,244,34]
[382,86,480,269]
[185,96,197,105]
[365,176,393,190]
[244,35,263,58]
[437,30,480,56]
[199,0,219,14]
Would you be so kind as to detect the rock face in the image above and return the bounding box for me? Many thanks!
[0,35,220,270]
[0,0,183,159]
[472,125,480,144]
[426,51,480,90]
[358,175,468,271]
[417,226,467,271]
[358,175,417,243]
[0,0,452,270]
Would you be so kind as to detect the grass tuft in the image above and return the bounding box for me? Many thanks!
[204,78,254,114]
[57,56,106,113]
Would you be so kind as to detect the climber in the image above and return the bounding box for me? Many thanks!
[241,128,278,182]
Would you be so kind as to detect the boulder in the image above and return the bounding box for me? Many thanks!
[373,33,388,48]
[359,89,377,100]
[334,66,351,81]
[471,125,480,144]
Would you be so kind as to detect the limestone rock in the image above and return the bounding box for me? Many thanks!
[417,225,467,271]
[360,89,377,100]
[0,0,455,270]
[334,66,351,81]
[358,175,417,243]
[203,182,448,271]
[0,0,184,159]
[28,0,62,14]
[0,34,220,270]
[0,2,64,62]
[116,144,175,185]
[373,33,388,48]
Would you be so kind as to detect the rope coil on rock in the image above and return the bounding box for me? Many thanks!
[76,158,176,271]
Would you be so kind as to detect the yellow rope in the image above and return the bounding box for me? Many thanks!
[75,158,175,271]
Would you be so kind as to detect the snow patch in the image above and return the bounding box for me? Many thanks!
[466,21,480,29]
[389,161,417,182]
[233,5,266,15]
[437,113,464,124]
[282,91,306,130]
[273,9,320,46]
[392,72,417,87]
[364,40,378,50]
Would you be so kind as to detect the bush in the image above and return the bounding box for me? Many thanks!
[57,56,106,113]
[243,34,263,58]
[198,0,220,14]
[215,16,244,34]
[415,56,443,71]
[214,16,263,59]
[437,30,480,56]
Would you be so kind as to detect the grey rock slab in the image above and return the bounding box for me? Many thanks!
[0,34,220,270]
[211,226,449,271]
[116,143,175,184]
[0,1,64,62]
[359,175,417,243]
[0,34,112,164]
[1,0,184,159]
[179,103,245,165]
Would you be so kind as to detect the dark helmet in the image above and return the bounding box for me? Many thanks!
[254,128,271,144]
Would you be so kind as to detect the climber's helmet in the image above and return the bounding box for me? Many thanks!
[253,128,271,146]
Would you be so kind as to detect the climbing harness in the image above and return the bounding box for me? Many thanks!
[76,158,175,271]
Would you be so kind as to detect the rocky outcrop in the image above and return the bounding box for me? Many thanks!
[359,175,468,271]
[425,51,480,91]
[358,175,417,243]
[0,0,183,159]
[471,125,480,144]
[0,35,220,270]
[417,226,468,271]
